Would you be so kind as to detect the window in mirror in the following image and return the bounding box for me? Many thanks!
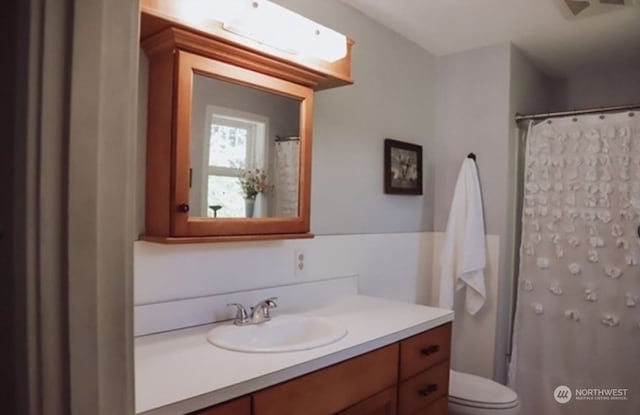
[189,73,301,220]
[202,106,268,218]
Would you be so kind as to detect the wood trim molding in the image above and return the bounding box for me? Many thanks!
[143,45,315,241]
[140,232,314,244]
[142,27,328,89]
[171,50,314,237]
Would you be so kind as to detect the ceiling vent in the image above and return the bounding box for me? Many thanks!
[555,0,637,19]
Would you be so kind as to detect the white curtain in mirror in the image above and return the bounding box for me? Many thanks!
[274,140,300,217]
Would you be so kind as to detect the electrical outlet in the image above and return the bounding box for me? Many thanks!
[294,249,306,277]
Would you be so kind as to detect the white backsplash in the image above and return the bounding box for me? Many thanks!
[135,276,358,336]
[134,233,435,336]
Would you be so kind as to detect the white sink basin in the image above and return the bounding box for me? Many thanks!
[207,315,348,353]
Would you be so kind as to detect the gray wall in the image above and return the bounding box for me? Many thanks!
[502,46,552,382]
[550,65,640,111]
[432,44,552,381]
[432,44,511,381]
[275,0,438,235]
[433,44,512,234]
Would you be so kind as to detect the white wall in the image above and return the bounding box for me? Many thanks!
[135,233,434,306]
[550,65,640,111]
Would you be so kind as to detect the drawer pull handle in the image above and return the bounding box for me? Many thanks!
[418,384,438,397]
[421,344,440,356]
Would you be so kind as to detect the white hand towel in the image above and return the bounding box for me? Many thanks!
[438,158,487,315]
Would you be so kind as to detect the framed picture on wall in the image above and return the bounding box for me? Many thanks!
[384,138,423,195]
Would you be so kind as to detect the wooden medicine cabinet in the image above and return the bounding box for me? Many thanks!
[139,1,353,243]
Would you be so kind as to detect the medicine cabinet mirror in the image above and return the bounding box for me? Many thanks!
[140,2,353,243]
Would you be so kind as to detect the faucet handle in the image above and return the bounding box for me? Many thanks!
[258,297,278,311]
[252,297,278,322]
[262,297,278,308]
[227,303,249,325]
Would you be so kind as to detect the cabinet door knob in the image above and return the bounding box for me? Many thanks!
[418,383,438,397]
[421,344,440,356]
[177,203,190,213]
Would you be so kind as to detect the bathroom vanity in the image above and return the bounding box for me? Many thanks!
[195,323,450,415]
[135,296,453,415]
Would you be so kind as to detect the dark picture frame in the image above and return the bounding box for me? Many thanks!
[384,138,423,195]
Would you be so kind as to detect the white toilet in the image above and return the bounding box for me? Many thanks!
[448,370,520,415]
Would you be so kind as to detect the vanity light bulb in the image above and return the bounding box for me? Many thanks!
[200,0,347,62]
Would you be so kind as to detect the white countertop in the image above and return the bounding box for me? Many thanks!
[135,295,454,414]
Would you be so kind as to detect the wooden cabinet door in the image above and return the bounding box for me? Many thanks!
[190,396,251,415]
[338,387,397,415]
[253,344,399,415]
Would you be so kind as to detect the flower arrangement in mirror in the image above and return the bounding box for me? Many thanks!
[239,168,272,200]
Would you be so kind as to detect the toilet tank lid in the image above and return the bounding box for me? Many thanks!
[449,370,519,405]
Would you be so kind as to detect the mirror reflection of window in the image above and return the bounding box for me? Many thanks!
[189,73,300,219]
[202,107,268,218]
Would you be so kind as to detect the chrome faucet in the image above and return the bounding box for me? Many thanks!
[227,297,278,325]
[227,303,250,325]
[251,297,278,324]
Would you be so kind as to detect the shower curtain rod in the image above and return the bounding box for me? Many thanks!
[515,103,640,123]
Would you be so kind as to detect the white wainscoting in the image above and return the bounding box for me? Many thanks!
[134,232,435,335]
[430,232,501,380]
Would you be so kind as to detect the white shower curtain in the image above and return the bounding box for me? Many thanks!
[274,140,299,217]
[509,111,640,414]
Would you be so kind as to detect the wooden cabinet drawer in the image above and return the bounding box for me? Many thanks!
[253,344,399,415]
[399,323,451,380]
[338,386,397,415]
[189,396,251,415]
[398,360,449,415]
[412,395,448,415]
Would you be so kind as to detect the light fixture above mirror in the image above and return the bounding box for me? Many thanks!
[169,0,348,62]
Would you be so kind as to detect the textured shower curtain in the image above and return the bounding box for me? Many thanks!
[509,111,640,414]
[273,140,299,217]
